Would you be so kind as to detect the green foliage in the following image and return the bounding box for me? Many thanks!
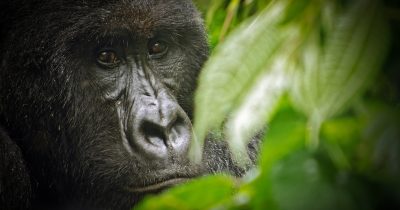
[195,0,270,48]
[135,0,399,209]
[290,0,390,148]
[136,175,237,210]
[192,1,290,164]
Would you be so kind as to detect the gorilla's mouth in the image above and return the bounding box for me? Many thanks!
[129,177,191,193]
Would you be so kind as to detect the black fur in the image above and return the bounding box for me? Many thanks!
[0,1,258,209]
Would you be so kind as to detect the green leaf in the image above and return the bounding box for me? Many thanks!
[134,175,236,210]
[269,151,357,210]
[259,103,307,173]
[249,103,307,210]
[205,0,225,27]
[226,62,289,166]
[290,0,390,147]
[280,0,312,25]
[321,117,362,170]
[192,1,290,162]
[318,0,390,119]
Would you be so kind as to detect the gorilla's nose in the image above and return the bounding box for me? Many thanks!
[131,93,192,160]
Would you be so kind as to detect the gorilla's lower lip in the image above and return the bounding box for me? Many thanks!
[129,178,191,193]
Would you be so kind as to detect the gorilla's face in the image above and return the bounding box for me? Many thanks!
[0,0,208,209]
[61,1,208,207]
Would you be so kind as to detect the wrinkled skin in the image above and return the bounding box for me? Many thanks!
[0,1,258,209]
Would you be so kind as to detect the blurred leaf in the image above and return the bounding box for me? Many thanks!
[259,102,306,174]
[192,2,290,162]
[322,117,361,146]
[269,151,358,210]
[205,0,225,26]
[280,0,311,24]
[219,0,240,41]
[135,175,236,210]
[362,105,400,177]
[226,61,289,165]
[321,117,362,170]
[318,0,389,118]
[290,0,390,148]
[249,103,306,210]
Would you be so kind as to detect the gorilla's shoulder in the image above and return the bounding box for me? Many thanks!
[0,126,32,210]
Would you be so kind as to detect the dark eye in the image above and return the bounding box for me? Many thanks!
[96,50,121,68]
[148,40,168,57]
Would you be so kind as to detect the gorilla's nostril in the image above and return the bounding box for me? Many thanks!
[170,116,185,138]
[140,121,167,146]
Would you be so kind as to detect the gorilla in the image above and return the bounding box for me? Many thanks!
[0,0,258,209]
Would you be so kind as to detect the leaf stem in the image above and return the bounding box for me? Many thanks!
[307,112,322,150]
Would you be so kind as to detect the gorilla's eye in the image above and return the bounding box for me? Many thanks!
[148,40,168,57]
[96,50,121,68]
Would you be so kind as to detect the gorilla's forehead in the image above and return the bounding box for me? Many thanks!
[6,0,202,41]
[97,0,201,36]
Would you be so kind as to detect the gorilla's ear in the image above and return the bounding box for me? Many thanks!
[0,127,32,210]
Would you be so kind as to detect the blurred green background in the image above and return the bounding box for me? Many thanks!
[136,0,400,209]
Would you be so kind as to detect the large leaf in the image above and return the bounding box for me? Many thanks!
[249,103,307,210]
[134,175,236,210]
[192,2,291,162]
[225,59,290,165]
[290,0,390,147]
